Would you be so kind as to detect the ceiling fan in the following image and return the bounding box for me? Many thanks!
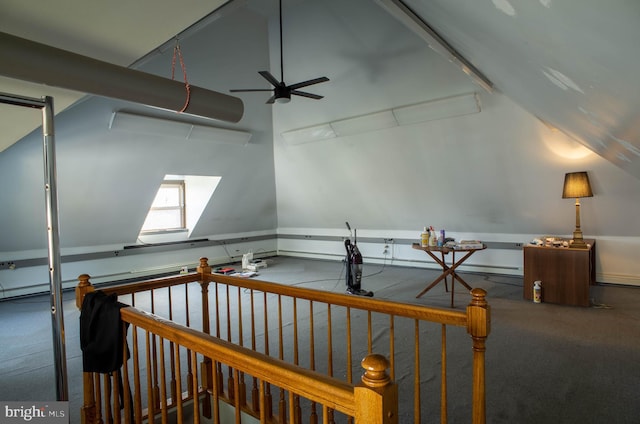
[230,0,329,104]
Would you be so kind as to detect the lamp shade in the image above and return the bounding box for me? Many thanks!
[562,172,593,198]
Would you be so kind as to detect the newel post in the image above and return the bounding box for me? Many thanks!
[466,288,491,424]
[75,273,95,310]
[197,257,214,418]
[75,274,96,424]
[354,354,398,424]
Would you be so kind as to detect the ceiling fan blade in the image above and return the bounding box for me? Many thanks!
[291,90,324,100]
[259,71,281,87]
[266,95,276,104]
[288,77,329,91]
[229,89,274,92]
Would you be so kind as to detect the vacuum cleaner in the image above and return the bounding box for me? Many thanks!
[344,222,374,297]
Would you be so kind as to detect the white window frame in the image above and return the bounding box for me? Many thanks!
[140,180,186,234]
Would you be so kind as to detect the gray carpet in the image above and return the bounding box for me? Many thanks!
[1,256,639,423]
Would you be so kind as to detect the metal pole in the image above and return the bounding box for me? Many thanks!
[0,92,68,400]
[42,95,69,401]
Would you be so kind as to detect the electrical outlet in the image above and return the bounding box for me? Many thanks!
[515,242,524,248]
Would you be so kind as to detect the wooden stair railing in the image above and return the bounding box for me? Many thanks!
[78,303,398,423]
[76,256,490,424]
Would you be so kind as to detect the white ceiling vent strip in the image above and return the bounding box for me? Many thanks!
[282,93,480,145]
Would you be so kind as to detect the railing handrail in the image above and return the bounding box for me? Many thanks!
[78,269,469,328]
[121,306,358,416]
[203,272,469,327]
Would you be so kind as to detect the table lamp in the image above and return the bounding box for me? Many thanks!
[562,171,593,249]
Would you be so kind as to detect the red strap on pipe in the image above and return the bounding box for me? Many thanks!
[171,40,191,113]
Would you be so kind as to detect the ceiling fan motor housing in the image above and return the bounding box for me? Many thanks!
[274,85,291,103]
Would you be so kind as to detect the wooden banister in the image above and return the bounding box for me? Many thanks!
[75,257,489,423]
[121,307,359,416]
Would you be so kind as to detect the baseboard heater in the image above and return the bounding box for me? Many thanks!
[0,234,276,270]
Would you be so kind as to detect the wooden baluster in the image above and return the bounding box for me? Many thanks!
[150,290,160,409]
[307,301,315,424]
[198,258,213,418]
[169,341,177,406]
[145,330,155,420]
[112,370,121,424]
[182,285,194,398]
[277,295,286,424]
[191,350,201,424]
[237,287,247,407]
[441,324,448,424]
[159,337,169,424]
[259,380,266,424]
[103,374,112,424]
[214,281,224,398]
[174,345,183,423]
[226,284,235,401]
[414,320,420,424]
[121,322,132,424]
[263,292,273,420]
[212,359,221,424]
[289,297,302,424]
[94,374,102,424]
[234,369,242,424]
[250,289,260,413]
[288,391,295,424]
[354,354,398,424]
[326,304,335,424]
[168,288,177,411]
[367,311,373,354]
[132,325,142,423]
[466,288,490,424]
[389,316,395,381]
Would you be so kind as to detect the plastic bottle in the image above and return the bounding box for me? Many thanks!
[438,229,445,247]
[421,227,430,247]
[429,229,438,247]
[533,281,542,303]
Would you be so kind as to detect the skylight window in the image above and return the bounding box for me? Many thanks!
[141,180,185,232]
[139,175,221,241]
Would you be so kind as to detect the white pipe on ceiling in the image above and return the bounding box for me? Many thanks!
[0,31,244,123]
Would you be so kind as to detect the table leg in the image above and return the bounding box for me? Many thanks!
[415,250,448,298]
[416,250,476,307]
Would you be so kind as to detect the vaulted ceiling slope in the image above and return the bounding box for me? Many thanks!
[401,0,640,179]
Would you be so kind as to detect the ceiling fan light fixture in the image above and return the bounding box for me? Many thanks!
[229,0,328,104]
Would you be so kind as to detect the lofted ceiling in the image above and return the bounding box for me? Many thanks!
[1,0,639,178]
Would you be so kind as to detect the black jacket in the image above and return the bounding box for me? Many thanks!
[80,290,130,373]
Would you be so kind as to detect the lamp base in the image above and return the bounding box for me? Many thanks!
[570,231,589,249]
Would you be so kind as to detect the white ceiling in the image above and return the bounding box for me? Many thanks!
[1,0,640,178]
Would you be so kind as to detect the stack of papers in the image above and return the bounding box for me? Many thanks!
[455,240,484,249]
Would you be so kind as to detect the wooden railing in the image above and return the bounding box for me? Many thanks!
[76,257,490,423]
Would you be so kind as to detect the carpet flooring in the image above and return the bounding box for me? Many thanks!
[1,256,639,423]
